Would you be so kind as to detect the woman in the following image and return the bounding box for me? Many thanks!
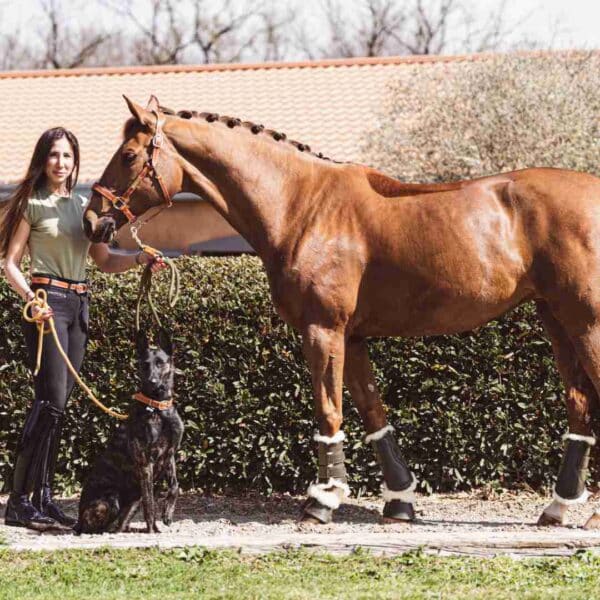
[1,127,164,530]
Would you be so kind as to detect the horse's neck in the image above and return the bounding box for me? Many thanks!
[170,120,301,259]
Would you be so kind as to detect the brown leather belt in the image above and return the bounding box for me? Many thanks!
[31,276,88,294]
[132,391,174,411]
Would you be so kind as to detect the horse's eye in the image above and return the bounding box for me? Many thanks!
[123,152,137,165]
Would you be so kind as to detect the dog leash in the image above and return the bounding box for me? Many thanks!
[23,288,128,420]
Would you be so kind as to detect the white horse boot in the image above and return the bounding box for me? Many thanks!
[303,431,350,524]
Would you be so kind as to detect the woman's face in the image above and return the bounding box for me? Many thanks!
[44,136,75,190]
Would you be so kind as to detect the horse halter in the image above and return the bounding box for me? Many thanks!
[92,110,172,224]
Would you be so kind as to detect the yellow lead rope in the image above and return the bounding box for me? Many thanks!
[22,288,128,420]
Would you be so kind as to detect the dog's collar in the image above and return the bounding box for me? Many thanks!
[132,391,174,411]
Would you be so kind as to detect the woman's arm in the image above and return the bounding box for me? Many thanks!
[89,243,165,274]
[3,218,35,302]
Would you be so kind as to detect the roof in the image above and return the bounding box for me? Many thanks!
[0,51,548,184]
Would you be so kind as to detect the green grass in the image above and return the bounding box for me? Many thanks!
[0,547,599,599]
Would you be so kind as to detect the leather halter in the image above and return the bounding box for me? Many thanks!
[132,391,174,411]
[92,110,172,224]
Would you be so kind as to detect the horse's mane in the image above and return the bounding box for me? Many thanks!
[123,110,473,199]
[150,105,344,164]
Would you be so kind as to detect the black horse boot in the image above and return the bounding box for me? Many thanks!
[32,414,76,527]
[4,492,56,530]
[367,425,417,522]
[539,432,595,526]
[303,431,349,524]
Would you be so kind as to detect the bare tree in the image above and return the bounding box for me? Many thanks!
[0,30,32,70]
[306,0,406,58]
[256,6,297,62]
[103,0,297,65]
[37,0,113,69]
[103,0,193,65]
[189,0,297,64]
[0,3,35,70]
[189,0,258,64]
[299,0,525,59]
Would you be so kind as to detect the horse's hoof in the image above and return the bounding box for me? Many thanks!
[382,500,415,523]
[301,498,333,524]
[536,511,564,527]
[583,512,600,530]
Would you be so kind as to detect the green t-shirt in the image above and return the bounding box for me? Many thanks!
[24,188,90,281]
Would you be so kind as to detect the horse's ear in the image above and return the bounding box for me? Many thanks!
[146,95,160,112]
[123,95,154,128]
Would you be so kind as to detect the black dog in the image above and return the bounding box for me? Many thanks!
[76,330,184,534]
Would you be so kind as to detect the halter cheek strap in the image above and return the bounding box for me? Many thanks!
[92,110,172,224]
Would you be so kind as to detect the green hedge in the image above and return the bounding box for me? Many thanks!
[0,257,586,495]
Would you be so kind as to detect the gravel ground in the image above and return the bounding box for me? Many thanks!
[2,490,600,557]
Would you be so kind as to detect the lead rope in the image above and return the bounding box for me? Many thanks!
[23,289,128,420]
[131,221,180,333]
[135,256,180,333]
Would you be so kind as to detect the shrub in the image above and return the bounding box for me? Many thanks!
[363,52,600,182]
[0,257,583,495]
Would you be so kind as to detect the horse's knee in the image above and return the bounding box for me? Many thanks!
[317,410,342,436]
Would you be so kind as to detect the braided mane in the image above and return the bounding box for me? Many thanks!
[157,104,342,163]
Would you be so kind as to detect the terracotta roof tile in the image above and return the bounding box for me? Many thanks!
[0,51,587,184]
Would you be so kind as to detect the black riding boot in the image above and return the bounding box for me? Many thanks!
[5,402,62,530]
[4,492,56,530]
[31,415,76,527]
[32,486,76,527]
[5,401,62,530]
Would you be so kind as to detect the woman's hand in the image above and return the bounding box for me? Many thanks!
[137,251,168,273]
[30,303,54,322]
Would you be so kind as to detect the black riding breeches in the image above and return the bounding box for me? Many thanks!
[12,279,89,496]
[22,281,89,412]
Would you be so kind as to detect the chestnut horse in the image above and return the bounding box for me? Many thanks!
[85,96,600,527]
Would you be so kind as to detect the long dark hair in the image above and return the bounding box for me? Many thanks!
[0,127,80,259]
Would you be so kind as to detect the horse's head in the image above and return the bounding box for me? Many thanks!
[83,95,184,243]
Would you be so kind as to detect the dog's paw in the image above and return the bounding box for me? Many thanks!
[146,522,161,534]
[162,516,173,527]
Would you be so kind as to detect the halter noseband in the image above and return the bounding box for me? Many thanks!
[92,110,172,224]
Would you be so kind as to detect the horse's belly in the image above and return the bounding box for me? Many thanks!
[351,265,533,338]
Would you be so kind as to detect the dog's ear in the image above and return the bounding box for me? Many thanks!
[157,328,173,356]
[136,330,149,355]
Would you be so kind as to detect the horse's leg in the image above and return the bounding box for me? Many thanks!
[344,337,417,522]
[301,324,350,524]
[536,301,598,526]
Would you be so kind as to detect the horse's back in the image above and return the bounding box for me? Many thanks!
[348,167,600,336]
